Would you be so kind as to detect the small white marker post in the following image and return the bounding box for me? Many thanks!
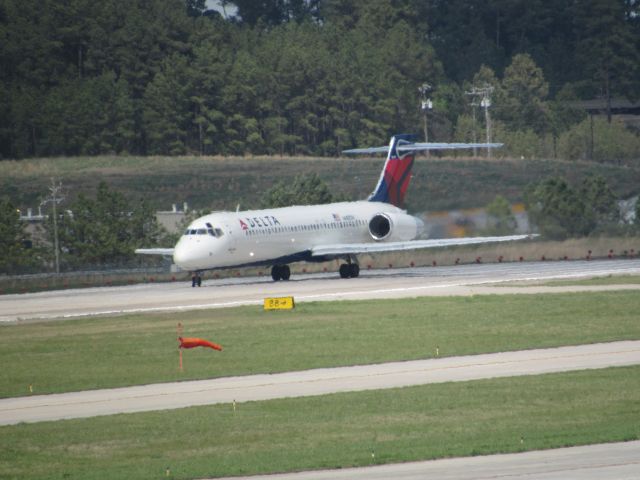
[177,322,184,372]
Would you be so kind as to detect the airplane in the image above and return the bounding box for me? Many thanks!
[136,134,534,285]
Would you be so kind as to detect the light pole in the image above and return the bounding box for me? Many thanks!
[418,82,433,156]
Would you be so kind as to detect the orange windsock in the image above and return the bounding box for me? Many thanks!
[178,337,223,351]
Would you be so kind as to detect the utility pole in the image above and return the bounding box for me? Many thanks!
[465,91,480,157]
[41,179,65,274]
[418,82,433,156]
[465,85,494,158]
[481,89,493,159]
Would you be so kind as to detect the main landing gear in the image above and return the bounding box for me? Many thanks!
[339,257,360,279]
[191,272,202,287]
[271,264,291,281]
[339,263,360,278]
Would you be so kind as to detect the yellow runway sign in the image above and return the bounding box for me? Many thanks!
[264,296,295,310]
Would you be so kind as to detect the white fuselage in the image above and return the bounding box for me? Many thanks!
[173,201,422,271]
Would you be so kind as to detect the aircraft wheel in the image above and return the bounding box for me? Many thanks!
[350,264,360,278]
[339,264,350,279]
[281,265,291,281]
[271,265,281,281]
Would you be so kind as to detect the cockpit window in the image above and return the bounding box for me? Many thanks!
[183,224,223,237]
[204,223,221,237]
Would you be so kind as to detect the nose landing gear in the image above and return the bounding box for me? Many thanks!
[191,272,202,287]
[271,264,291,281]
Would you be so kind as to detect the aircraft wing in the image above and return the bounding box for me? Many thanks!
[310,234,535,257]
[343,142,503,154]
[135,248,175,256]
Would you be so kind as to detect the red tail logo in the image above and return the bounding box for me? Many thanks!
[368,135,416,207]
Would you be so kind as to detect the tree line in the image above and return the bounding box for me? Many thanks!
[1,0,639,160]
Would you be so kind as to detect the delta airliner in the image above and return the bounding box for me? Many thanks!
[137,135,532,284]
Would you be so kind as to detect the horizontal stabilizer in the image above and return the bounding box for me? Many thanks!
[343,142,503,155]
[342,146,390,154]
[135,248,175,256]
[311,234,536,257]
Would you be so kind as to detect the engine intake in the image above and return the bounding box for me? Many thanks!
[369,213,392,240]
[368,212,424,242]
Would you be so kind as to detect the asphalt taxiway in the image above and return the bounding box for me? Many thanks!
[213,440,640,480]
[2,259,640,323]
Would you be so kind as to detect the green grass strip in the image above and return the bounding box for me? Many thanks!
[1,366,639,479]
[2,291,640,398]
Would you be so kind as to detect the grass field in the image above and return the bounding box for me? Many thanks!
[1,366,638,479]
[2,291,640,398]
[2,154,640,213]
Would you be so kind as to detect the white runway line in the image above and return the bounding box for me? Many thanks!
[1,340,639,426]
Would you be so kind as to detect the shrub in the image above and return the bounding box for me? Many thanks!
[558,117,640,164]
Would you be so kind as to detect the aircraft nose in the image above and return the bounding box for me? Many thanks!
[173,240,199,270]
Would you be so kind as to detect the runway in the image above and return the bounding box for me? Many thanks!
[2,259,640,323]
[214,440,640,480]
[1,340,639,426]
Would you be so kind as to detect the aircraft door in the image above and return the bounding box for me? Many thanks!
[223,220,238,256]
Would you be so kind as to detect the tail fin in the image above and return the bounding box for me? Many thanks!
[368,134,416,207]
[343,135,504,207]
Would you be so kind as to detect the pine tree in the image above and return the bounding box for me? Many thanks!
[143,55,193,155]
[574,0,640,121]
[498,54,549,134]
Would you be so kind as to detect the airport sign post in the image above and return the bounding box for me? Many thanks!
[264,296,295,310]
